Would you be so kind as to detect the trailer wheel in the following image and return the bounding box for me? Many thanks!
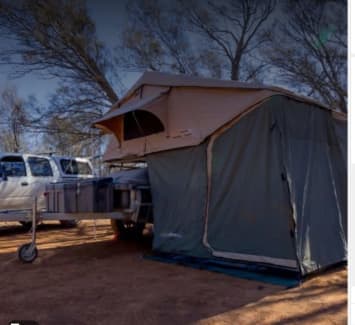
[60,220,79,228]
[18,243,38,263]
[19,221,33,231]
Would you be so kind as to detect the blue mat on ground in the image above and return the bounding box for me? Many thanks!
[144,252,300,288]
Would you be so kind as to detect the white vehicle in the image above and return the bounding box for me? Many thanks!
[0,153,94,227]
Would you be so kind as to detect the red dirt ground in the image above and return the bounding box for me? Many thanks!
[0,220,347,325]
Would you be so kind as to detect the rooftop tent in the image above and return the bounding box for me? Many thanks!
[94,72,347,275]
[93,71,326,162]
[94,90,169,145]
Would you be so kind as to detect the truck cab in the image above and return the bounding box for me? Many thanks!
[0,153,93,212]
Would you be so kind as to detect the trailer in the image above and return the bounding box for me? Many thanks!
[14,180,152,263]
[16,200,127,263]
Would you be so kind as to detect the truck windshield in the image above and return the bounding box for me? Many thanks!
[60,159,92,175]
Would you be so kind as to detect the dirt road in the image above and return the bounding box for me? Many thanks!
[0,220,347,325]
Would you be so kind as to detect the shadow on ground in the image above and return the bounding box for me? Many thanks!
[0,221,347,325]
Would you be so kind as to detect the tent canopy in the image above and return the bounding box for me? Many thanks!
[93,72,334,162]
[147,95,347,275]
[92,72,347,275]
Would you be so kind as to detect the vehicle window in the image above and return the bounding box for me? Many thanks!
[28,157,53,177]
[77,161,92,175]
[0,156,26,177]
[60,159,92,175]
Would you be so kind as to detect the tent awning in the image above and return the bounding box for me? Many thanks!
[93,89,170,129]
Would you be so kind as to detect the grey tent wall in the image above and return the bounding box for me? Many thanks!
[146,99,299,268]
[331,116,347,240]
[146,95,346,274]
[204,100,298,269]
[273,96,347,275]
[146,144,211,257]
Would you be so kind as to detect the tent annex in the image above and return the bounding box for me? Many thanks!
[94,71,347,275]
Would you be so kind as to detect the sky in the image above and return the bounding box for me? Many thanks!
[0,0,141,105]
[0,1,345,107]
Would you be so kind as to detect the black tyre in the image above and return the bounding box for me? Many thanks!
[19,221,33,231]
[18,243,38,263]
[111,220,145,240]
[60,220,79,228]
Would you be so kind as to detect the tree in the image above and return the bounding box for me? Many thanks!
[119,0,276,81]
[182,0,276,81]
[118,0,205,76]
[0,0,121,153]
[40,116,94,156]
[0,86,28,152]
[266,0,347,112]
[26,84,109,155]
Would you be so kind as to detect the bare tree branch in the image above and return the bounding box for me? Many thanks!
[0,0,122,154]
[182,0,276,81]
[266,0,347,112]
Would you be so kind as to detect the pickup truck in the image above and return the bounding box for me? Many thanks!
[0,153,94,228]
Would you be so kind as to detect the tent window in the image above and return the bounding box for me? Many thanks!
[124,110,164,140]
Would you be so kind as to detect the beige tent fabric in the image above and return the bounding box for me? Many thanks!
[96,71,334,162]
[94,90,169,127]
[98,85,171,120]
[103,136,121,162]
[101,88,277,161]
[111,71,329,110]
